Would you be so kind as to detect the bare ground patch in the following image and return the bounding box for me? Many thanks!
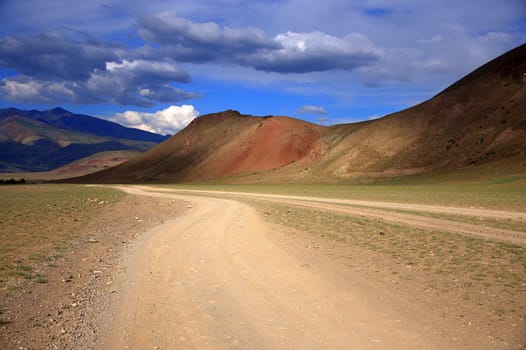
[0,185,187,349]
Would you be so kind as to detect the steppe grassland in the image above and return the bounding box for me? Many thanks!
[161,179,526,211]
[0,185,124,286]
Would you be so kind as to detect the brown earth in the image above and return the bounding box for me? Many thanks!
[0,190,188,349]
[1,185,525,349]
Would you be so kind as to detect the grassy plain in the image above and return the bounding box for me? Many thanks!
[252,201,524,289]
[0,185,124,286]
[159,177,526,212]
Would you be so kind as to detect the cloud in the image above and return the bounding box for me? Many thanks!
[0,29,199,107]
[0,76,77,103]
[138,12,276,62]
[417,34,444,45]
[0,47,199,107]
[251,31,381,73]
[86,59,198,106]
[111,104,199,135]
[137,12,381,73]
[0,30,118,80]
[105,59,191,84]
[295,105,328,115]
[1,64,199,107]
[1,3,524,115]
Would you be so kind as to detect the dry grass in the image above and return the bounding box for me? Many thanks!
[246,200,526,319]
[0,184,124,286]
[161,181,526,212]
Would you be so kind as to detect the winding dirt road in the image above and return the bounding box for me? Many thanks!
[100,186,525,349]
[137,186,526,245]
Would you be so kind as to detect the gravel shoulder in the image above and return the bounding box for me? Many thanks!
[0,190,188,350]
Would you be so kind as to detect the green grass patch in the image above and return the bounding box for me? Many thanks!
[34,275,48,284]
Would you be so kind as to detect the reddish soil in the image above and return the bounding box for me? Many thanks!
[214,116,325,177]
[80,112,327,183]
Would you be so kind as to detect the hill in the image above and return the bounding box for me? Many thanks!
[302,43,526,182]
[79,110,326,182]
[0,108,168,172]
[78,43,526,184]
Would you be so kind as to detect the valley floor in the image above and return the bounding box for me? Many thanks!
[1,185,525,349]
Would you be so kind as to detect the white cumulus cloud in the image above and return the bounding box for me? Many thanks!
[251,31,381,73]
[1,76,76,103]
[295,104,328,115]
[112,104,199,135]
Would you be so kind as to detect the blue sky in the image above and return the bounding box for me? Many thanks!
[0,0,525,134]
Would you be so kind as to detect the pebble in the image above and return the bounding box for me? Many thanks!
[62,275,73,283]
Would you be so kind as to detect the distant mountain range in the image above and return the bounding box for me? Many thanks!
[78,43,526,184]
[0,107,169,172]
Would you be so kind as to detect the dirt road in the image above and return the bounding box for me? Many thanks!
[100,186,476,349]
[136,186,526,245]
[2,185,523,349]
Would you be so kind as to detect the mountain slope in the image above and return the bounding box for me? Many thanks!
[1,107,167,142]
[0,108,168,172]
[80,110,326,182]
[78,43,526,184]
[304,43,526,181]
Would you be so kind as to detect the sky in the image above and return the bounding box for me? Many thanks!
[0,0,525,135]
